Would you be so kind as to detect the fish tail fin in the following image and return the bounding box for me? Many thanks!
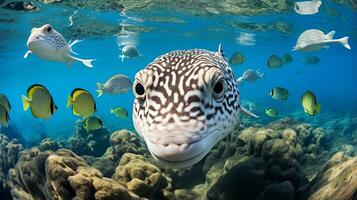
[240,105,259,119]
[96,83,104,90]
[326,30,336,40]
[119,55,125,62]
[110,109,114,114]
[96,90,103,97]
[69,55,95,68]
[236,77,245,85]
[315,104,321,114]
[69,39,83,55]
[21,95,31,111]
[66,96,73,108]
[339,37,351,50]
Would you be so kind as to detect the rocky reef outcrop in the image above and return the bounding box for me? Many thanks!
[84,129,148,178]
[8,148,132,200]
[0,134,23,200]
[1,116,357,200]
[174,119,331,200]
[113,153,173,199]
[305,152,357,200]
[66,120,110,157]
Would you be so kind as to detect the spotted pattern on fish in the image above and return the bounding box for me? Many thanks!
[103,74,132,93]
[132,47,243,167]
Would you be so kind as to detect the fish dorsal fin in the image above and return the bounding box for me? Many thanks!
[216,43,225,57]
[326,31,336,40]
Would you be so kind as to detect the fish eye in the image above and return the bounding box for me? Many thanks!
[134,82,145,97]
[212,79,225,101]
[45,25,52,32]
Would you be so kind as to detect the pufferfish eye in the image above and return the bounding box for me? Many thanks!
[134,82,145,97]
[212,79,226,101]
[44,25,52,32]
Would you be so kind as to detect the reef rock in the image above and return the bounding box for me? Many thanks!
[2,1,39,12]
[106,129,148,162]
[38,138,59,151]
[113,153,171,199]
[207,157,267,200]
[85,129,148,178]
[66,120,110,157]
[173,119,323,200]
[306,154,357,200]
[0,134,23,200]
[8,148,133,200]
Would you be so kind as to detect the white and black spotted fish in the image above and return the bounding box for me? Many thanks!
[132,45,258,168]
[96,74,133,97]
[24,24,95,68]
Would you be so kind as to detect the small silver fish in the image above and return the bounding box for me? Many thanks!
[236,69,264,85]
[119,45,140,62]
[96,74,133,97]
[24,24,95,68]
[293,29,351,52]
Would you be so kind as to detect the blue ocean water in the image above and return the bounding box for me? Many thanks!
[0,1,356,143]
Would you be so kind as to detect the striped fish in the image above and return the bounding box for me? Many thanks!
[132,45,257,168]
[22,84,57,120]
[96,74,132,97]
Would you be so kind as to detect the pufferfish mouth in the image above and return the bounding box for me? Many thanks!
[28,37,53,50]
[144,129,221,168]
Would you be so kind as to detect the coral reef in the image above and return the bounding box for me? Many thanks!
[305,152,357,200]
[173,119,331,199]
[113,153,173,199]
[8,148,133,200]
[66,120,110,157]
[38,138,59,151]
[0,134,23,200]
[1,116,357,200]
[84,129,148,177]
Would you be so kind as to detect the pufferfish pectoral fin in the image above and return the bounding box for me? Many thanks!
[24,50,32,59]
[240,105,259,119]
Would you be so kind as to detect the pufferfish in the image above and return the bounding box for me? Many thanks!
[24,24,95,68]
[132,45,258,168]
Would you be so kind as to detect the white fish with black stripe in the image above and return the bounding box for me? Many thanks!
[24,24,95,68]
[96,74,133,97]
